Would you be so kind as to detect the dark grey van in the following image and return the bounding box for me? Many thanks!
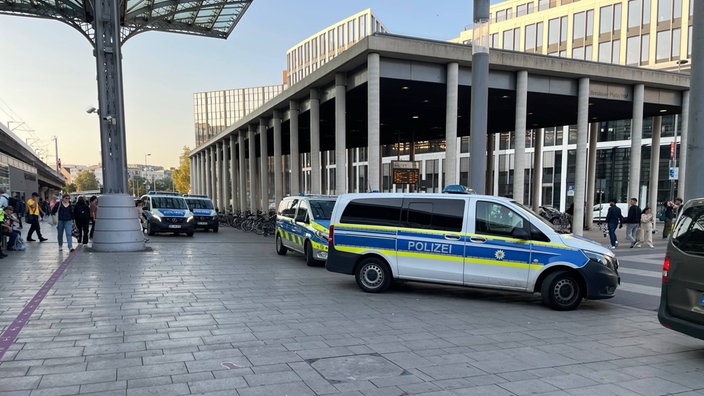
[658,197,704,340]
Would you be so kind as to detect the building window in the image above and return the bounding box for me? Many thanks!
[626,36,640,65]
[656,30,671,61]
[598,41,612,63]
[573,46,584,59]
[658,0,672,22]
[612,39,620,63]
[641,33,650,63]
[600,5,614,34]
[672,27,681,58]
[586,10,594,37]
[574,11,585,40]
[538,0,549,11]
[628,0,641,28]
[674,0,682,18]
[614,3,622,31]
[548,17,559,46]
[490,33,499,48]
[643,0,651,24]
[525,24,536,50]
[359,15,367,38]
[348,20,355,44]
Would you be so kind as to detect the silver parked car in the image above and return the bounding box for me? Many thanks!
[658,197,704,340]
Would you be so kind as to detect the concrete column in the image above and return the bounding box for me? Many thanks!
[586,122,598,226]
[230,135,238,212]
[348,148,356,192]
[248,125,257,212]
[216,142,224,211]
[189,155,194,194]
[679,90,690,199]
[259,119,269,211]
[531,129,544,212]
[367,53,381,192]
[273,111,283,205]
[192,154,198,194]
[470,0,490,194]
[222,141,230,211]
[486,134,495,195]
[686,1,704,199]
[573,78,590,236]
[649,116,662,213]
[290,101,301,196]
[629,84,644,202]
[238,131,246,213]
[513,71,528,204]
[205,147,212,199]
[445,62,459,186]
[195,153,201,194]
[310,89,322,194]
[335,74,347,194]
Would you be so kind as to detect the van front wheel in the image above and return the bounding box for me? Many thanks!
[541,270,583,311]
[355,257,391,293]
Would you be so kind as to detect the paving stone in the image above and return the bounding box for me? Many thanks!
[38,369,116,388]
[237,381,315,396]
[125,383,189,396]
[117,362,187,380]
[188,376,248,393]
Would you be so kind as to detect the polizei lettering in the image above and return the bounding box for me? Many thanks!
[407,241,451,254]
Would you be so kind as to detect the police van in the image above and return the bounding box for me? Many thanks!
[275,195,337,266]
[183,194,219,232]
[326,193,620,310]
[140,192,195,236]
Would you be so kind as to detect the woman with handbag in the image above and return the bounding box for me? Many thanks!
[51,195,75,252]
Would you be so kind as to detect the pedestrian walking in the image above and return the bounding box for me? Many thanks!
[14,193,25,228]
[637,207,655,248]
[25,192,47,242]
[89,195,98,240]
[662,200,675,238]
[605,199,623,249]
[51,194,74,252]
[625,197,641,248]
[73,196,91,245]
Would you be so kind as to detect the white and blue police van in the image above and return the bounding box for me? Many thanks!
[140,191,195,237]
[326,193,620,310]
[275,194,337,266]
[183,194,219,232]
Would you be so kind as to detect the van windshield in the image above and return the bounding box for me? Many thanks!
[153,197,188,210]
[186,199,214,210]
[310,200,336,220]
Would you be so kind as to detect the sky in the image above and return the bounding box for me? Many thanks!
[0,0,479,169]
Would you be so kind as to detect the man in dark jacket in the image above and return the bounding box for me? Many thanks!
[605,199,623,249]
[625,197,642,248]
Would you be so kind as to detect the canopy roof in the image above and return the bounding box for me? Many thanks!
[0,0,253,43]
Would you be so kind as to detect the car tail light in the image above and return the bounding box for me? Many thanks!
[662,253,670,283]
[328,225,334,247]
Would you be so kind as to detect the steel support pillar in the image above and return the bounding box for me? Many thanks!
[469,0,490,194]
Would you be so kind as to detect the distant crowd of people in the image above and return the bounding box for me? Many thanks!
[604,196,683,249]
[0,188,99,257]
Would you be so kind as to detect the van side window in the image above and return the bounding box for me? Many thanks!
[672,205,704,256]
[403,199,464,232]
[340,198,402,226]
[475,201,525,238]
[278,199,298,219]
[295,201,309,222]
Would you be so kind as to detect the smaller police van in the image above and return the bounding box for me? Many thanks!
[183,194,219,232]
[140,192,195,236]
[275,195,337,266]
[326,193,620,310]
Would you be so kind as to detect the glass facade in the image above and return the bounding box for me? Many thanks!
[193,85,284,145]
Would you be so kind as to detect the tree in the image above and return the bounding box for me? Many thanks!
[74,170,100,191]
[154,177,173,192]
[129,175,147,197]
[65,183,77,193]
[173,146,191,194]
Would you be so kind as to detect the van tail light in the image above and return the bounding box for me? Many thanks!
[662,254,670,283]
[328,225,334,247]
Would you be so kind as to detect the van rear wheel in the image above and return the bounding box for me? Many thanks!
[355,257,391,293]
[541,270,583,311]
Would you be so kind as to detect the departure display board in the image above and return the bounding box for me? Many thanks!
[393,168,420,184]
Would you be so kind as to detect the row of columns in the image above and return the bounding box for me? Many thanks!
[192,54,689,237]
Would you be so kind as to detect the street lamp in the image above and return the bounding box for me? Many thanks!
[144,153,151,192]
[676,59,689,73]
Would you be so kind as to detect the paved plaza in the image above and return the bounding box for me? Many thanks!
[1,222,703,395]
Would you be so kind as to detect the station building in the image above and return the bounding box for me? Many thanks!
[190,2,692,229]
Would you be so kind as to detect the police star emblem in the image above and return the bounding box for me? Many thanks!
[494,250,505,260]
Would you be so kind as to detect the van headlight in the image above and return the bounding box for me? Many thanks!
[152,215,162,222]
[315,230,328,241]
[584,250,617,271]
[187,216,194,223]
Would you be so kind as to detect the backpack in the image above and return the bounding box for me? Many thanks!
[75,205,90,221]
[8,196,18,211]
